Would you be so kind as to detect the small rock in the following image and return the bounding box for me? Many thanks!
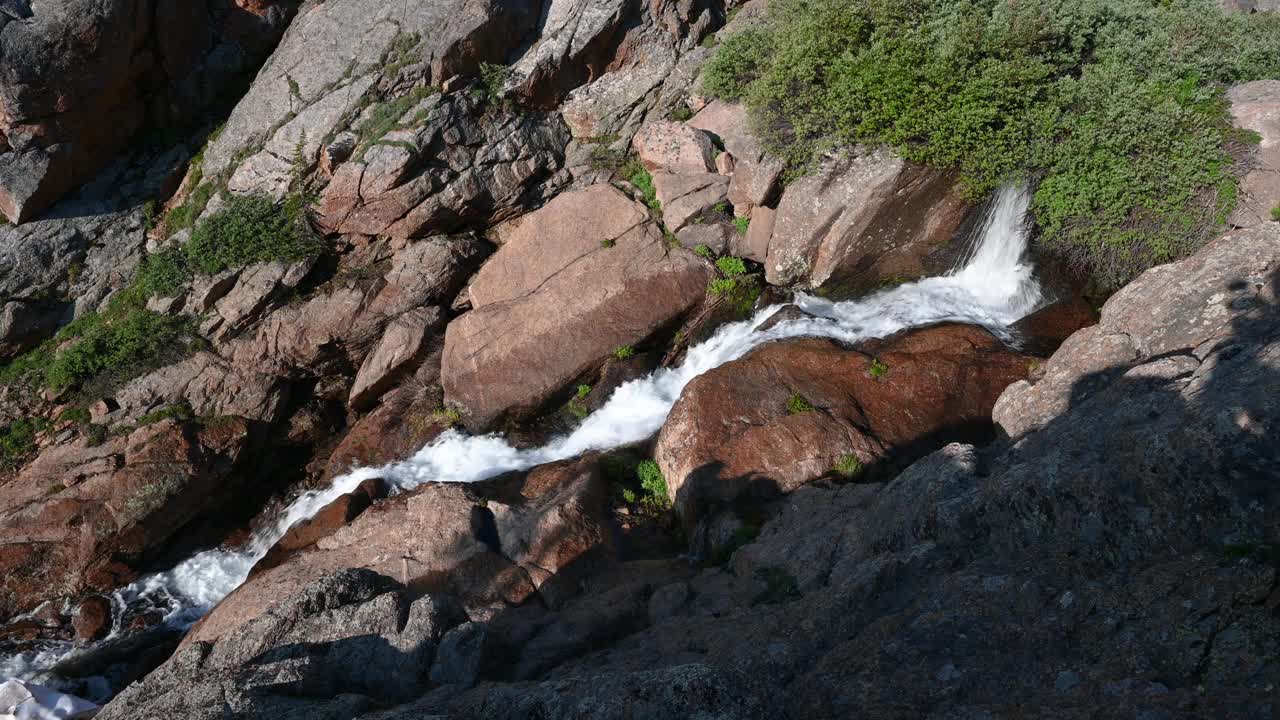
[72,596,113,643]
[1055,670,1082,693]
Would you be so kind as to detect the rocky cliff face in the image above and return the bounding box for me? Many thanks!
[0,0,1277,717]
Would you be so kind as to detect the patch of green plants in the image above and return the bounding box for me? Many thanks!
[708,277,740,296]
[694,244,715,258]
[384,32,423,76]
[479,62,512,111]
[669,105,695,122]
[621,159,661,212]
[58,407,92,425]
[703,0,1280,290]
[733,215,750,236]
[568,384,592,420]
[869,358,889,380]
[187,191,323,276]
[600,238,616,249]
[355,85,435,156]
[715,256,747,277]
[0,419,42,471]
[664,229,680,248]
[833,454,863,479]
[786,392,814,415]
[1271,206,1280,222]
[137,402,195,427]
[612,345,636,360]
[637,460,671,512]
[432,406,463,427]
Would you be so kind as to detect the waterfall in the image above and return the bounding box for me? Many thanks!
[1,182,1043,688]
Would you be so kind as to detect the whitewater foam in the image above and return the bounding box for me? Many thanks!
[1,182,1042,685]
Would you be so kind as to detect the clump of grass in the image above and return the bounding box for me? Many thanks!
[1271,206,1280,222]
[869,358,889,380]
[833,454,863,479]
[137,403,195,427]
[786,393,814,414]
[669,105,695,122]
[354,85,435,157]
[432,406,463,427]
[694,244,715,258]
[733,215,750,236]
[601,238,616,249]
[621,159,660,212]
[58,407,92,425]
[568,384,592,420]
[637,460,671,512]
[708,277,739,296]
[479,62,512,111]
[612,345,636,360]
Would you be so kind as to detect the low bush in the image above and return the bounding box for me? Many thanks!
[702,0,1280,290]
[786,392,814,414]
[0,419,41,470]
[869,358,889,380]
[621,160,660,211]
[637,460,671,512]
[715,256,747,276]
[833,454,863,479]
[612,345,636,360]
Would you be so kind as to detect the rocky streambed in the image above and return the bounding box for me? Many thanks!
[0,0,1278,718]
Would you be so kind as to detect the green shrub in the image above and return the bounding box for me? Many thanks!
[185,194,323,276]
[786,393,814,414]
[694,244,715,258]
[621,160,660,211]
[708,277,739,296]
[703,0,1280,290]
[58,407,92,425]
[715,256,747,276]
[612,345,636,360]
[0,419,40,470]
[479,63,512,109]
[1272,206,1280,222]
[733,216,750,236]
[637,460,671,511]
[135,246,193,299]
[869,358,889,380]
[670,105,695,122]
[568,384,592,420]
[833,454,863,479]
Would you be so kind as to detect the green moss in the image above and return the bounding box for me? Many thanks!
[786,393,814,415]
[702,0,1280,290]
[432,406,463,427]
[137,402,195,427]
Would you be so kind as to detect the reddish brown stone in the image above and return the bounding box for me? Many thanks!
[72,595,113,643]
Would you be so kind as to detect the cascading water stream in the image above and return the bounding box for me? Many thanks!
[0,182,1042,690]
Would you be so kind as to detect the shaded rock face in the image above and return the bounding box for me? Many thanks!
[187,455,618,646]
[1227,80,1280,229]
[97,569,469,720]
[442,185,709,429]
[764,146,971,291]
[654,324,1033,528]
[0,417,257,616]
[0,0,295,222]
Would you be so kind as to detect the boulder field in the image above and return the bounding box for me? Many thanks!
[0,0,1276,718]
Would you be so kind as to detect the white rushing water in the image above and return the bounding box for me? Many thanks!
[1,182,1041,686]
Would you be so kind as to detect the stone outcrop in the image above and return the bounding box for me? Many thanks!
[186,455,618,646]
[0,0,294,222]
[1227,80,1280,229]
[0,417,256,616]
[442,185,709,428]
[688,100,784,217]
[764,146,971,291]
[654,323,1033,526]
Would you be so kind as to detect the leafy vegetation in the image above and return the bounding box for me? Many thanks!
[612,345,636,360]
[703,0,1280,290]
[694,244,715,258]
[637,460,671,512]
[715,256,747,277]
[733,215,750,236]
[137,402,196,427]
[479,63,512,111]
[568,384,593,420]
[670,105,695,122]
[432,406,463,427]
[1272,206,1280,222]
[0,419,42,471]
[621,159,661,212]
[869,358,889,380]
[354,85,435,155]
[786,393,815,414]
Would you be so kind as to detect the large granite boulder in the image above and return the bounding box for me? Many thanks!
[442,185,709,429]
[655,323,1032,525]
[763,147,971,292]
